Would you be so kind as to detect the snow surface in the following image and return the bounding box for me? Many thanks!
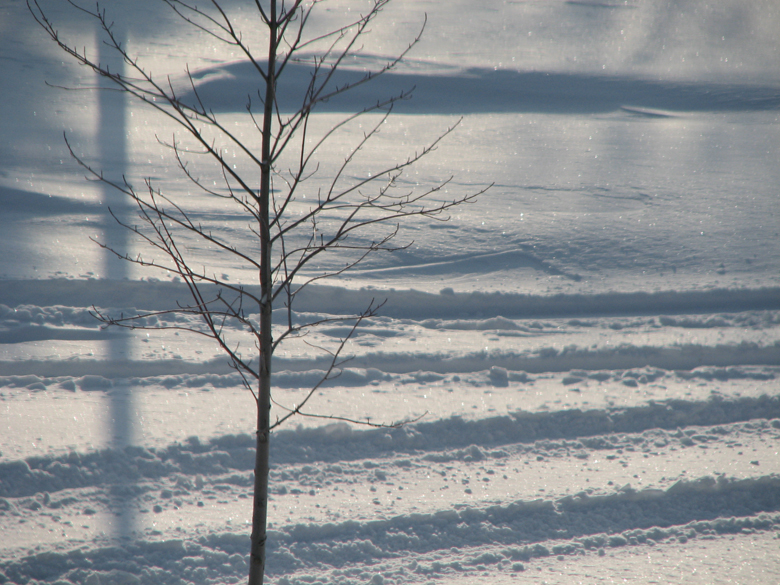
[1,0,780,583]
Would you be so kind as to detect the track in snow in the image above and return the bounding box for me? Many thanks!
[1,279,779,584]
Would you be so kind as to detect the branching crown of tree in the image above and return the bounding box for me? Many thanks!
[29,0,490,582]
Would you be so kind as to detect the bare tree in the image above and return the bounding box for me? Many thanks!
[28,0,489,582]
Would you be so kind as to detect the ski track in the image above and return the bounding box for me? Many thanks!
[1,280,779,584]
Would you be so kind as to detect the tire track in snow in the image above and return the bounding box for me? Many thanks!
[2,396,779,497]
[1,344,778,377]
[2,437,780,582]
[6,486,777,585]
[2,280,780,318]
[2,279,779,583]
[2,389,779,582]
[3,280,778,382]
[267,476,780,560]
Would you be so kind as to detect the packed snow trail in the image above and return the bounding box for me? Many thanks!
[2,278,779,584]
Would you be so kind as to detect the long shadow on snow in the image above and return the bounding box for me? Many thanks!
[181,61,780,114]
[0,186,103,217]
[0,325,125,344]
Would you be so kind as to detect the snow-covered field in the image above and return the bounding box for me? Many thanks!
[2,0,780,583]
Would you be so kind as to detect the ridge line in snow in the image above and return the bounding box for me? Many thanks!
[2,279,779,318]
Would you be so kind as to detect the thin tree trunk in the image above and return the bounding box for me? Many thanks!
[249,2,277,584]
[27,1,483,580]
